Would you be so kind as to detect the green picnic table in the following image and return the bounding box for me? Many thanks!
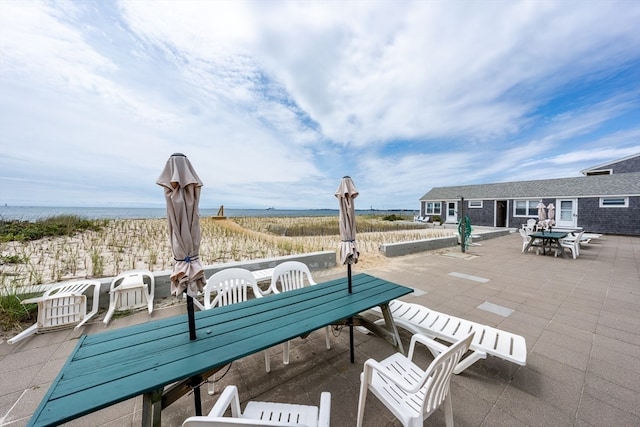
[28,273,413,427]
[525,231,569,258]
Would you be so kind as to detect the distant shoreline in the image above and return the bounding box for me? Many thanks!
[0,206,417,222]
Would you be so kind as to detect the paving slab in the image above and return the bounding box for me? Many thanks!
[1,232,638,426]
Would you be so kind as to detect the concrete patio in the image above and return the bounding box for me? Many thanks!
[1,231,638,426]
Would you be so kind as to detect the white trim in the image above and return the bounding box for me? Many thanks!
[424,201,442,215]
[599,196,629,207]
[468,200,483,208]
[513,199,539,217]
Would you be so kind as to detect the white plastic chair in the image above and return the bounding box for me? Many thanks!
[8,280,101,344]
[103,270,154,325]
[204,268,264,309]
[519,228,540,254]
[356,332,474,427]
[557,230,584,259]
[267,261,331,365]
[203,269,270,392]
[526,218,537,232]
[183,385,331,427]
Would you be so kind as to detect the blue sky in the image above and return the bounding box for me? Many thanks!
[1,0,639,210]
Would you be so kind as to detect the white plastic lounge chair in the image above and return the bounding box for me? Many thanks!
[8,280,101,344]
[183,385,331,427]
[356,332,474,427]
[266,261,332,365]
[202,268,270,390]
[366,300,527,374]
[103,270,155,325]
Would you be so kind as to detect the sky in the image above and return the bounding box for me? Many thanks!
[1,0,639,210]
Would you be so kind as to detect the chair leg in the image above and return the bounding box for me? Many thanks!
[264,349,270,373]
[443,393,454,427]
[103,305,116,325]
[356,382,368,427]
[7,324,38,344]
[283,341,290,365]
[325,326,331,350]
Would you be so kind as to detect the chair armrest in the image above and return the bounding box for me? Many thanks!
[21,292,77,305]
[208,385,242,418]
[408,333,449,360]
[20,296,48,305]
[251,284,265,299]
[363,358,423,394]
[318,392,331,427]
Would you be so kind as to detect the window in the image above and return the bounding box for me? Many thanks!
[600,197,628,207]
[425,202,441,215]
[514,200,539,216]
[468,200,483,208]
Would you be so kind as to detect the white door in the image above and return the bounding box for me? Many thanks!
[556,199,578,228]
[446,201,457,223]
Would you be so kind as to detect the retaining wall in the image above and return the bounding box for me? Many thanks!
[379,229,512,257]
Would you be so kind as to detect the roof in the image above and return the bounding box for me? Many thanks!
[580,152,640,174]
[420,172,640,201]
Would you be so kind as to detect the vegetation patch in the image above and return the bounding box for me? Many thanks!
[0,215,105,242]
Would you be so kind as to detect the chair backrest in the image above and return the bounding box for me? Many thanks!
[519,228,529,242]
[109,270,154,310]
[41,280,101,330]
[420,332,474,418]
[204,268,261,309]
[268,261,316,294]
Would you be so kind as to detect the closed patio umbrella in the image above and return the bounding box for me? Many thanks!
[157,153,206,416]
[536,201,547,230]
[335,176,359,289]
[536,201,546,221]
[335,176,358,363]
[157,153,206,342]
[547,203,555,226]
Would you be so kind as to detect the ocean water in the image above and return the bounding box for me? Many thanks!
[0,206,414,222]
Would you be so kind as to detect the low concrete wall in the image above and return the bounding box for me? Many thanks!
[379,228,512,257]
[93,250,336,308]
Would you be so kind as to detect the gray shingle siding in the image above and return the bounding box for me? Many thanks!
[578,197,640,235]
[420,172,640,200]
[581,153,640,174]
[612,156,640,174]
[419,168,640,236]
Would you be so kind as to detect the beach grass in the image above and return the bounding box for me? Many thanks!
[0,215,453,288]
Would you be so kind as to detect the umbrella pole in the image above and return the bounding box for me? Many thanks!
[347,263,354,363]
[186,293,197,341]
[187,376,203,416]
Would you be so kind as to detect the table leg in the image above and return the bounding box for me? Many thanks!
[350,305,405,355]
[380,303,405,355]
[553,239,568,258]
[142,388,163,427]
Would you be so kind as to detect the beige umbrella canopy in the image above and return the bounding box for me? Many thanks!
[536,201,547,221]
[335,176,359,268]
[547,203,556,226]
[157,153,206,299]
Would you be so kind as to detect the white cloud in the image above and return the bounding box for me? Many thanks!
[0,0,638,209]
